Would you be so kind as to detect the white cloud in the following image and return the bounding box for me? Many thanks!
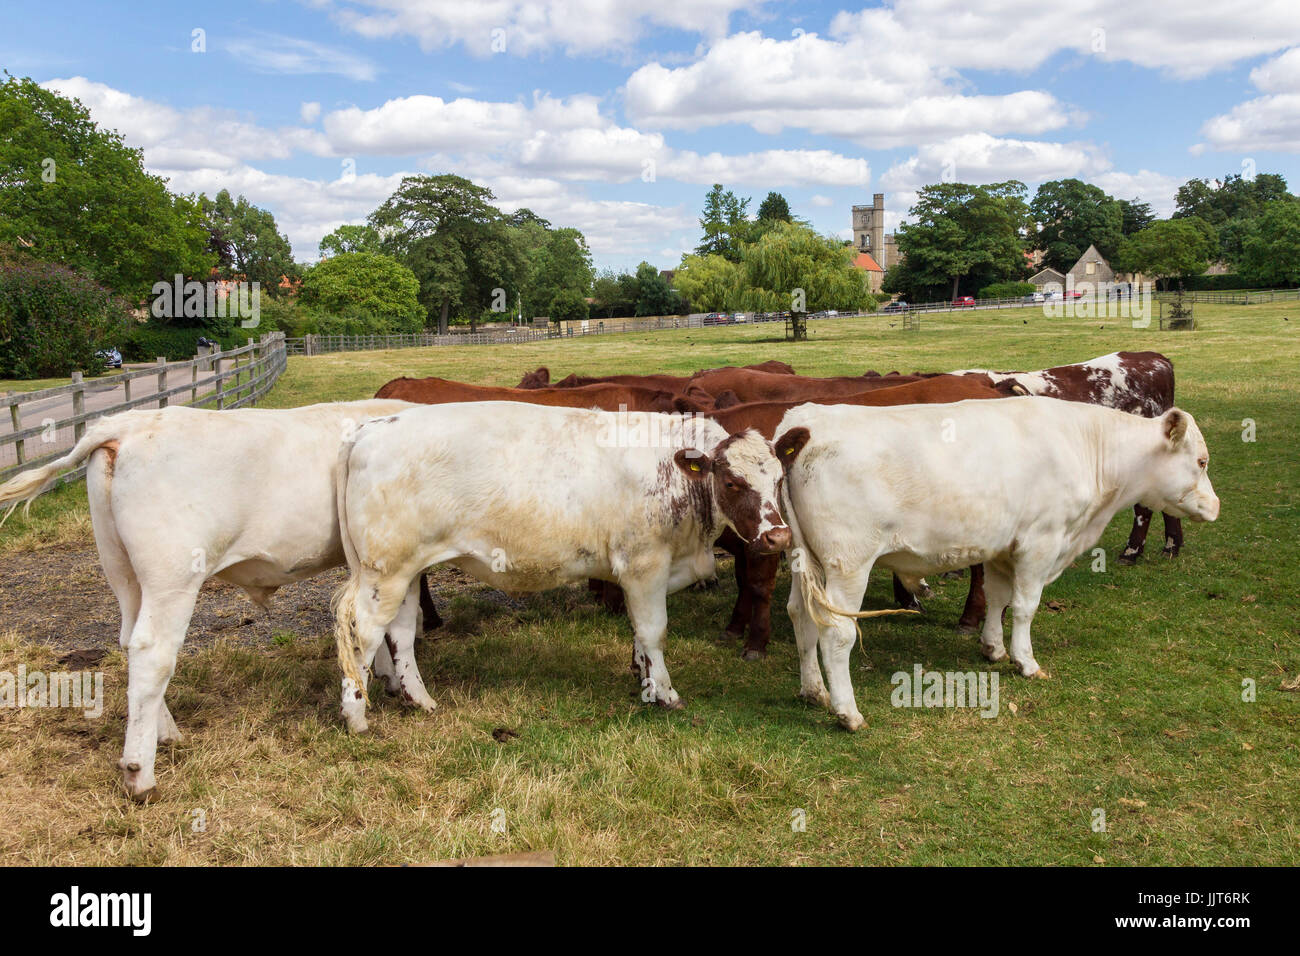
[224,33,379,81]
[43,77,330,171]
[1198,47,1300,153]
[624,31,1072,147]
[300,101,322,123]
[809,194,834,208]
[881,134,1110,192]
[329,0,762,57]
[322,92,602,155]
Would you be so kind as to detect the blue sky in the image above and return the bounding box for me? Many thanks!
[7,0,1300,272]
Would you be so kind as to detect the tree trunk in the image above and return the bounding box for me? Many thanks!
[951,275,960,300]
[439,299,450,335]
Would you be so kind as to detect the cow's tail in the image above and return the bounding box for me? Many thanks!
[780,470,917,643]
[0,415,125,530]
[331,424,369,704]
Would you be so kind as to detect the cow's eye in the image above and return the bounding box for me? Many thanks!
[724,479,739,490]
[1198,458,1207,469]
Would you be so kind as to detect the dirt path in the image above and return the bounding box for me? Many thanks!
[0,545,483,653]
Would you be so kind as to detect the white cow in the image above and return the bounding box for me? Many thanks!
[774,396,1219,730]
[332,401,791,732]
[0,400,412,801]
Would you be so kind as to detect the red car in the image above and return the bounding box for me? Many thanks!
[952,296,976,308]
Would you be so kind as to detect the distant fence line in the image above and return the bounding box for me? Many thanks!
[0,332,287,486]
[1153,288,1300,305]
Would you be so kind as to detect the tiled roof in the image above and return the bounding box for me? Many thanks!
[852,251,883,272]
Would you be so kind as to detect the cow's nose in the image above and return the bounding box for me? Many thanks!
[1204,495,1221,522]
[758,526,792,553]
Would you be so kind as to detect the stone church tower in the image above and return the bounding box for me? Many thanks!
[852,194,896,269]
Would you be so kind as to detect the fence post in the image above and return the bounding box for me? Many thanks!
[71,371,86,442]
[156,357,168,408]
[8,395,23,465]
[215,349,224,410]
[191,360,198,404]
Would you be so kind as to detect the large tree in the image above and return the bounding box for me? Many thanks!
[1237,201,1300,288]
[519,226,593,322]
[1113,218,1218,288]
[696,184,751,261]
[0,74,213,301]
[633,262,682,316]
[1174,173,1295,264]
[298,252,423,332]
[1031,179,1123,271]
[757,191,792,223]
[369,174,521,333]
[201,190,297,295]
[893,181,1029,300]
[672,253,741,312]
[1118,198,1156,236]
[732,221,872,313]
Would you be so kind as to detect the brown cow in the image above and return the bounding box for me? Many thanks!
[592,375,1024,658]
[375,376,711,415]
[688,368,929,403]
[516,360,796,390]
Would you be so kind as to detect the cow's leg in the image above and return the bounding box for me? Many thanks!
[1007,572,1048,678]
[384,582,437,712]
[622,574,681,709]
[957,564,986,633]
[418,572,442,633]
[892,573,924,611]
[340,574,410,734]
[119,584,201,802]
[817,564,874,732]
[1161,513,1184,558]
[1119,505,1153,564]
[723,542,751,642]
[786,570,828,706]
[978,566,1011,663]
[741,552,780,660]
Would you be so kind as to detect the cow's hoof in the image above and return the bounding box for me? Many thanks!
[128,786,158,805]
[156,730,181,746]
[1161,549,1179,559]
[798,688,830,708]
[1022,666,1050,680]
[341,712,369,734]
[719,629,743,644]
[982,647,1009,662]
[741,647,766,662]
[1116,552,1140,566]
[836,712,866,732]
[657,697,686,711]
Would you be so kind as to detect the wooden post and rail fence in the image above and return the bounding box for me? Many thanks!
[1,332,287,487]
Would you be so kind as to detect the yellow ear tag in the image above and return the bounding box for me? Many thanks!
[690,461,701,472]
[784,446,793,455]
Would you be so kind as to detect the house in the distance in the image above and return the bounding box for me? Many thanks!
[1028,245,1117,293]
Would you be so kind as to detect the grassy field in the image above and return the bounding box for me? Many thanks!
[1,303,1297,865]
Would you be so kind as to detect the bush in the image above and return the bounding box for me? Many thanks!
[121,322,268,362]
[0,253,132,378]
[298,253,423,332]
[978,281,1036,299]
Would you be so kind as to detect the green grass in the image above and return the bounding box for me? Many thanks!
[1,302,1297,865]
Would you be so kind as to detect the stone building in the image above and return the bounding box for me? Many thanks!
[851,251,884,293]
[852,194,898,270]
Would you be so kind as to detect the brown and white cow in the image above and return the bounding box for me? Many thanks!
[778,396,1219,730]
[331,402,793,731]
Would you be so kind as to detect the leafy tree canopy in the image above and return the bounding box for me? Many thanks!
[0,74,214,302]
[1030,178,1123,271]
[298,252,423,332]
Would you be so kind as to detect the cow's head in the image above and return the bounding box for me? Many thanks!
[675,430,790,553]
[1144,408,1219,522]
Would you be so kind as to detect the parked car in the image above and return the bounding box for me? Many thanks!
[96,347,123,369]
[1023,292,1045,304]
[882,300,909,313]
[702,312,735,326]
[952,296,976,308]
[1064,290,1084,300]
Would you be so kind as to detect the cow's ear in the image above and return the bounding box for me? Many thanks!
[674,448,713,478]
[1164,408,1189,447]
[774,427,811,467]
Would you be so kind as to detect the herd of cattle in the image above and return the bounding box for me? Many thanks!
[0,350,1219,801]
